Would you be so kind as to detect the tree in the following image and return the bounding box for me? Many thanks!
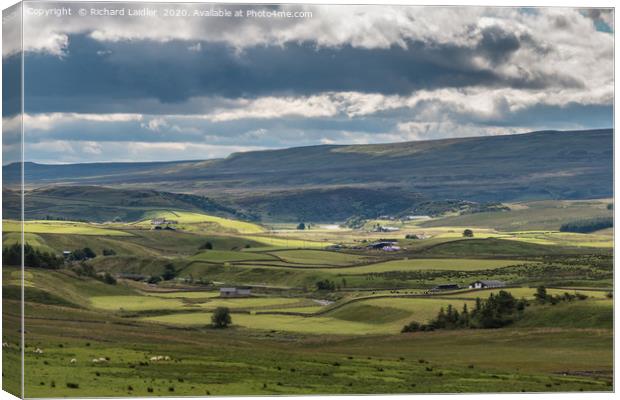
[102,248,116,256]
[297,222,306,230]
[68,247,97,262]
[102,272,117,285]
[201,241,213,250]
[316,279,336,291]
[162,264,176,281]
[463,229,474,238]
[3,243,64,269]
[83,247,97,259]
[534,286,549,304]
[211,307,232,328]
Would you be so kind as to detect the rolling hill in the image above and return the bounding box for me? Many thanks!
[3,129,612,222]
[3,186,254,222]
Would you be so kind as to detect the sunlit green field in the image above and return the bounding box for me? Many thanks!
[137,211,265,234]
[4,220,131,236]
[91,294,312,312]
[320,258,530,274]
[144,291,220,299]
[242,235,331,248]
[142,297,476,335]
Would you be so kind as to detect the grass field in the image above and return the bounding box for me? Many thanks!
[91,293,311,312]
[268,250,368,265]
[4,220,131,236]
[320,258,531,274]
[190,250,277,263]
[142,297,476,335]
[243,235,331,249]
[2,195,614,397]
[12,295,611,397]
[421,199,612,231]
[138,211,265,234]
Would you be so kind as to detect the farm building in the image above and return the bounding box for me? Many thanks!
[431,284,460,291]
[151,218,178,226]
[382,245,401,252]
[374,225,401,232]
[220,287,252,298]
[367,241,398,250]
[469,280,506,289]
[62,250,72,258]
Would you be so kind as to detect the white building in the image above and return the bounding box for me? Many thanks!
[469,280,506,289]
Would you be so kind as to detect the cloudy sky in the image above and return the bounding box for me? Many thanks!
[2,2,614,164]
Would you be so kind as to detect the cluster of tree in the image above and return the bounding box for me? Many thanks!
[402,291,526,333]
[211,307,232,328]
[297,222,306,230]
[2,243,64,269]
[148,264,177,284]
[200,241,214,250]
[533,286,588,305]
[67,247,97,261]
[69,262,116,285]
[559,217,613,233]
[315,279,337,291]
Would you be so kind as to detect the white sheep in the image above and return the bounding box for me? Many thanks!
[92,358,100,363]
[164,356,171,361]
[34,348,44,354]
[2,342,8,348]
[70,358,77,364]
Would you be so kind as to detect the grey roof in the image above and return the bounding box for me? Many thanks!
[474,280,505,285]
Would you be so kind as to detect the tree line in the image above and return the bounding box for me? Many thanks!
[402,287,590,333]
[560,217,612,233]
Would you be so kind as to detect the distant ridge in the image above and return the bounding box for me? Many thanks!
[3,129,612,206]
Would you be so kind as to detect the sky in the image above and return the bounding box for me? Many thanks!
[1,2,614,164]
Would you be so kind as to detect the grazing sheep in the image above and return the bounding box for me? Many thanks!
[164,356,171,361]
[150,355,169,362]
[2,342,8,348]
[92,358,100,363]
[34,348,44,354]
[70,358,77,364]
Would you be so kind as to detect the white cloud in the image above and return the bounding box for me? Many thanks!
[24,140,267,164]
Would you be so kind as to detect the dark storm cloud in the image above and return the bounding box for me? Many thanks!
[21,31,579,114]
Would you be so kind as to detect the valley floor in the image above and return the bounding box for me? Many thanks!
[2,299,613,397]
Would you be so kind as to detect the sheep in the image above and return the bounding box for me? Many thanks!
[164,356,171,361]
[34,348,44,354]
[70,358,77,364]
[92,358,100,363]
[149,355,170,362]
[92,357,108,364]
[2,342,8,348]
